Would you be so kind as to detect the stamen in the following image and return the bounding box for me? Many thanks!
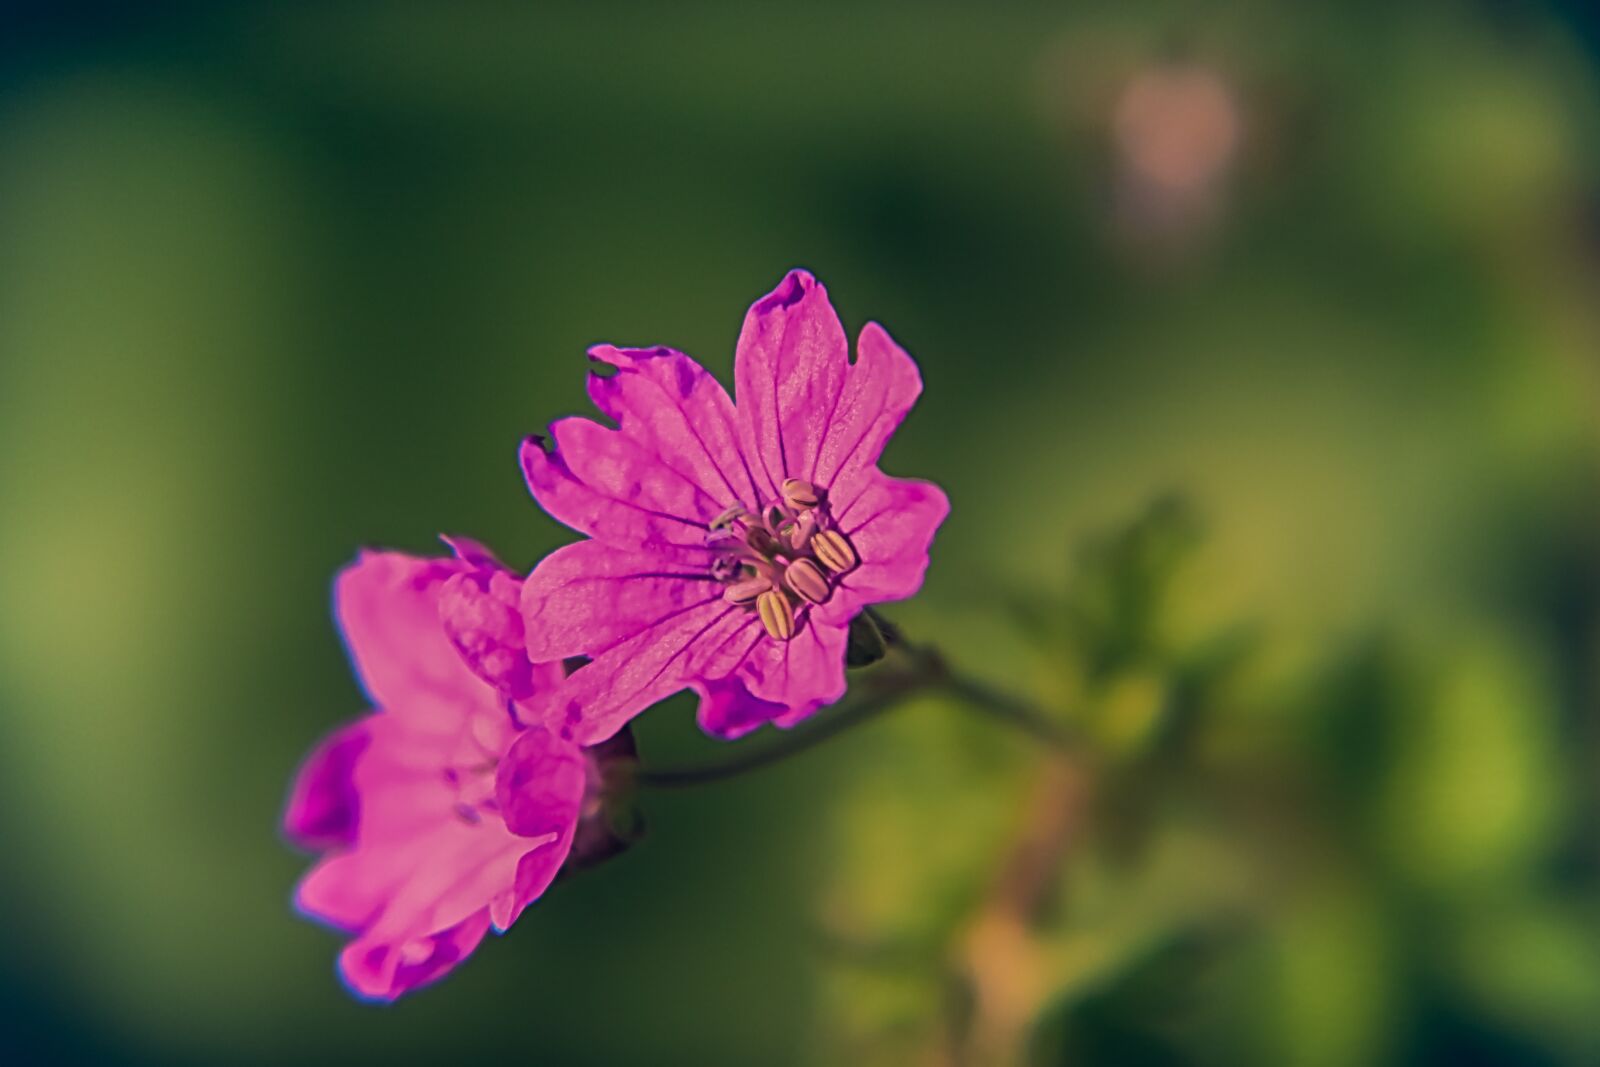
[710,505,751,531]
[782,478,821,510]
[783,558,831,604]
[723,575,771,606]
[745,525,781,558]
[811,529,857,574]
[756,589,795,641]
[784,510,817,553]
[705,485,851,640]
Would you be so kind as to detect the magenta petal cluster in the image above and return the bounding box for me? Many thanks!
[283,545,585,1000]
[519,270,950,743]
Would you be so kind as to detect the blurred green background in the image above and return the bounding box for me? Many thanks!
[3,2,1599,1064]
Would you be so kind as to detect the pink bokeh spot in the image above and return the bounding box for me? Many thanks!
[519,270,949,744]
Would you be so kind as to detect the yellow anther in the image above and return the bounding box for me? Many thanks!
[811,529,857,573]
[783,558,831,604]
[756,589,795,641]
[781,478,821,510]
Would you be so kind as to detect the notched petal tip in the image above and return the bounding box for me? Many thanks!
[438,534,504,571]
[517,435,553,486]
[753,268,820,314]
[586,343,676,368]
[584,344,632,376]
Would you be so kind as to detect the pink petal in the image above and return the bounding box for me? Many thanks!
[737,612,849,727]
[339,907,492,1002]
[334,550,488,716]
[438,534,506,571]
[283,718,370,851]
[694,676,788,740]
[811,321,925,499]
[438,567,541,701]
[557,414,725,519]
[293,709,581,999]
[527,593,764,746]
[520,432,714,549]
[520,539,724,664]
[294,712,525,938]
[733,269,851,498]
[490,726,587,929]
[832,473,950,603]
[587,344,761,509]
[504,271,947,741]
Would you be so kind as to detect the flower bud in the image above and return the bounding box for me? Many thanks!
[845,611,887,668]
[557,726,643,880]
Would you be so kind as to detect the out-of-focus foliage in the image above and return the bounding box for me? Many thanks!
[818,497,1599,1066]
[1,2,1598,1065]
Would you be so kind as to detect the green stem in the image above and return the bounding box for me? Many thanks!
[867,606,1077,750]
[941,672,1077,750]
[633,671,928,789]
[634,614,1073,790]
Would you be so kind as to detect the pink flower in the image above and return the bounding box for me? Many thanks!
[519,269,950,743]
[283,545,588,1001]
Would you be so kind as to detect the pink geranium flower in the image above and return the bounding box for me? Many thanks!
[520,270,950,743]
[284,544,589,1001]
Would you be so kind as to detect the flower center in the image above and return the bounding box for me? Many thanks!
[707,478,857,641]
[442,715,506,826]
[443,758,500,825]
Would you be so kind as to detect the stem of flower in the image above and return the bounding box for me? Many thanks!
[633,666,933,789]
[940,672,1077,750]
[633,613,1075,790]
[868,606,1077,751]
